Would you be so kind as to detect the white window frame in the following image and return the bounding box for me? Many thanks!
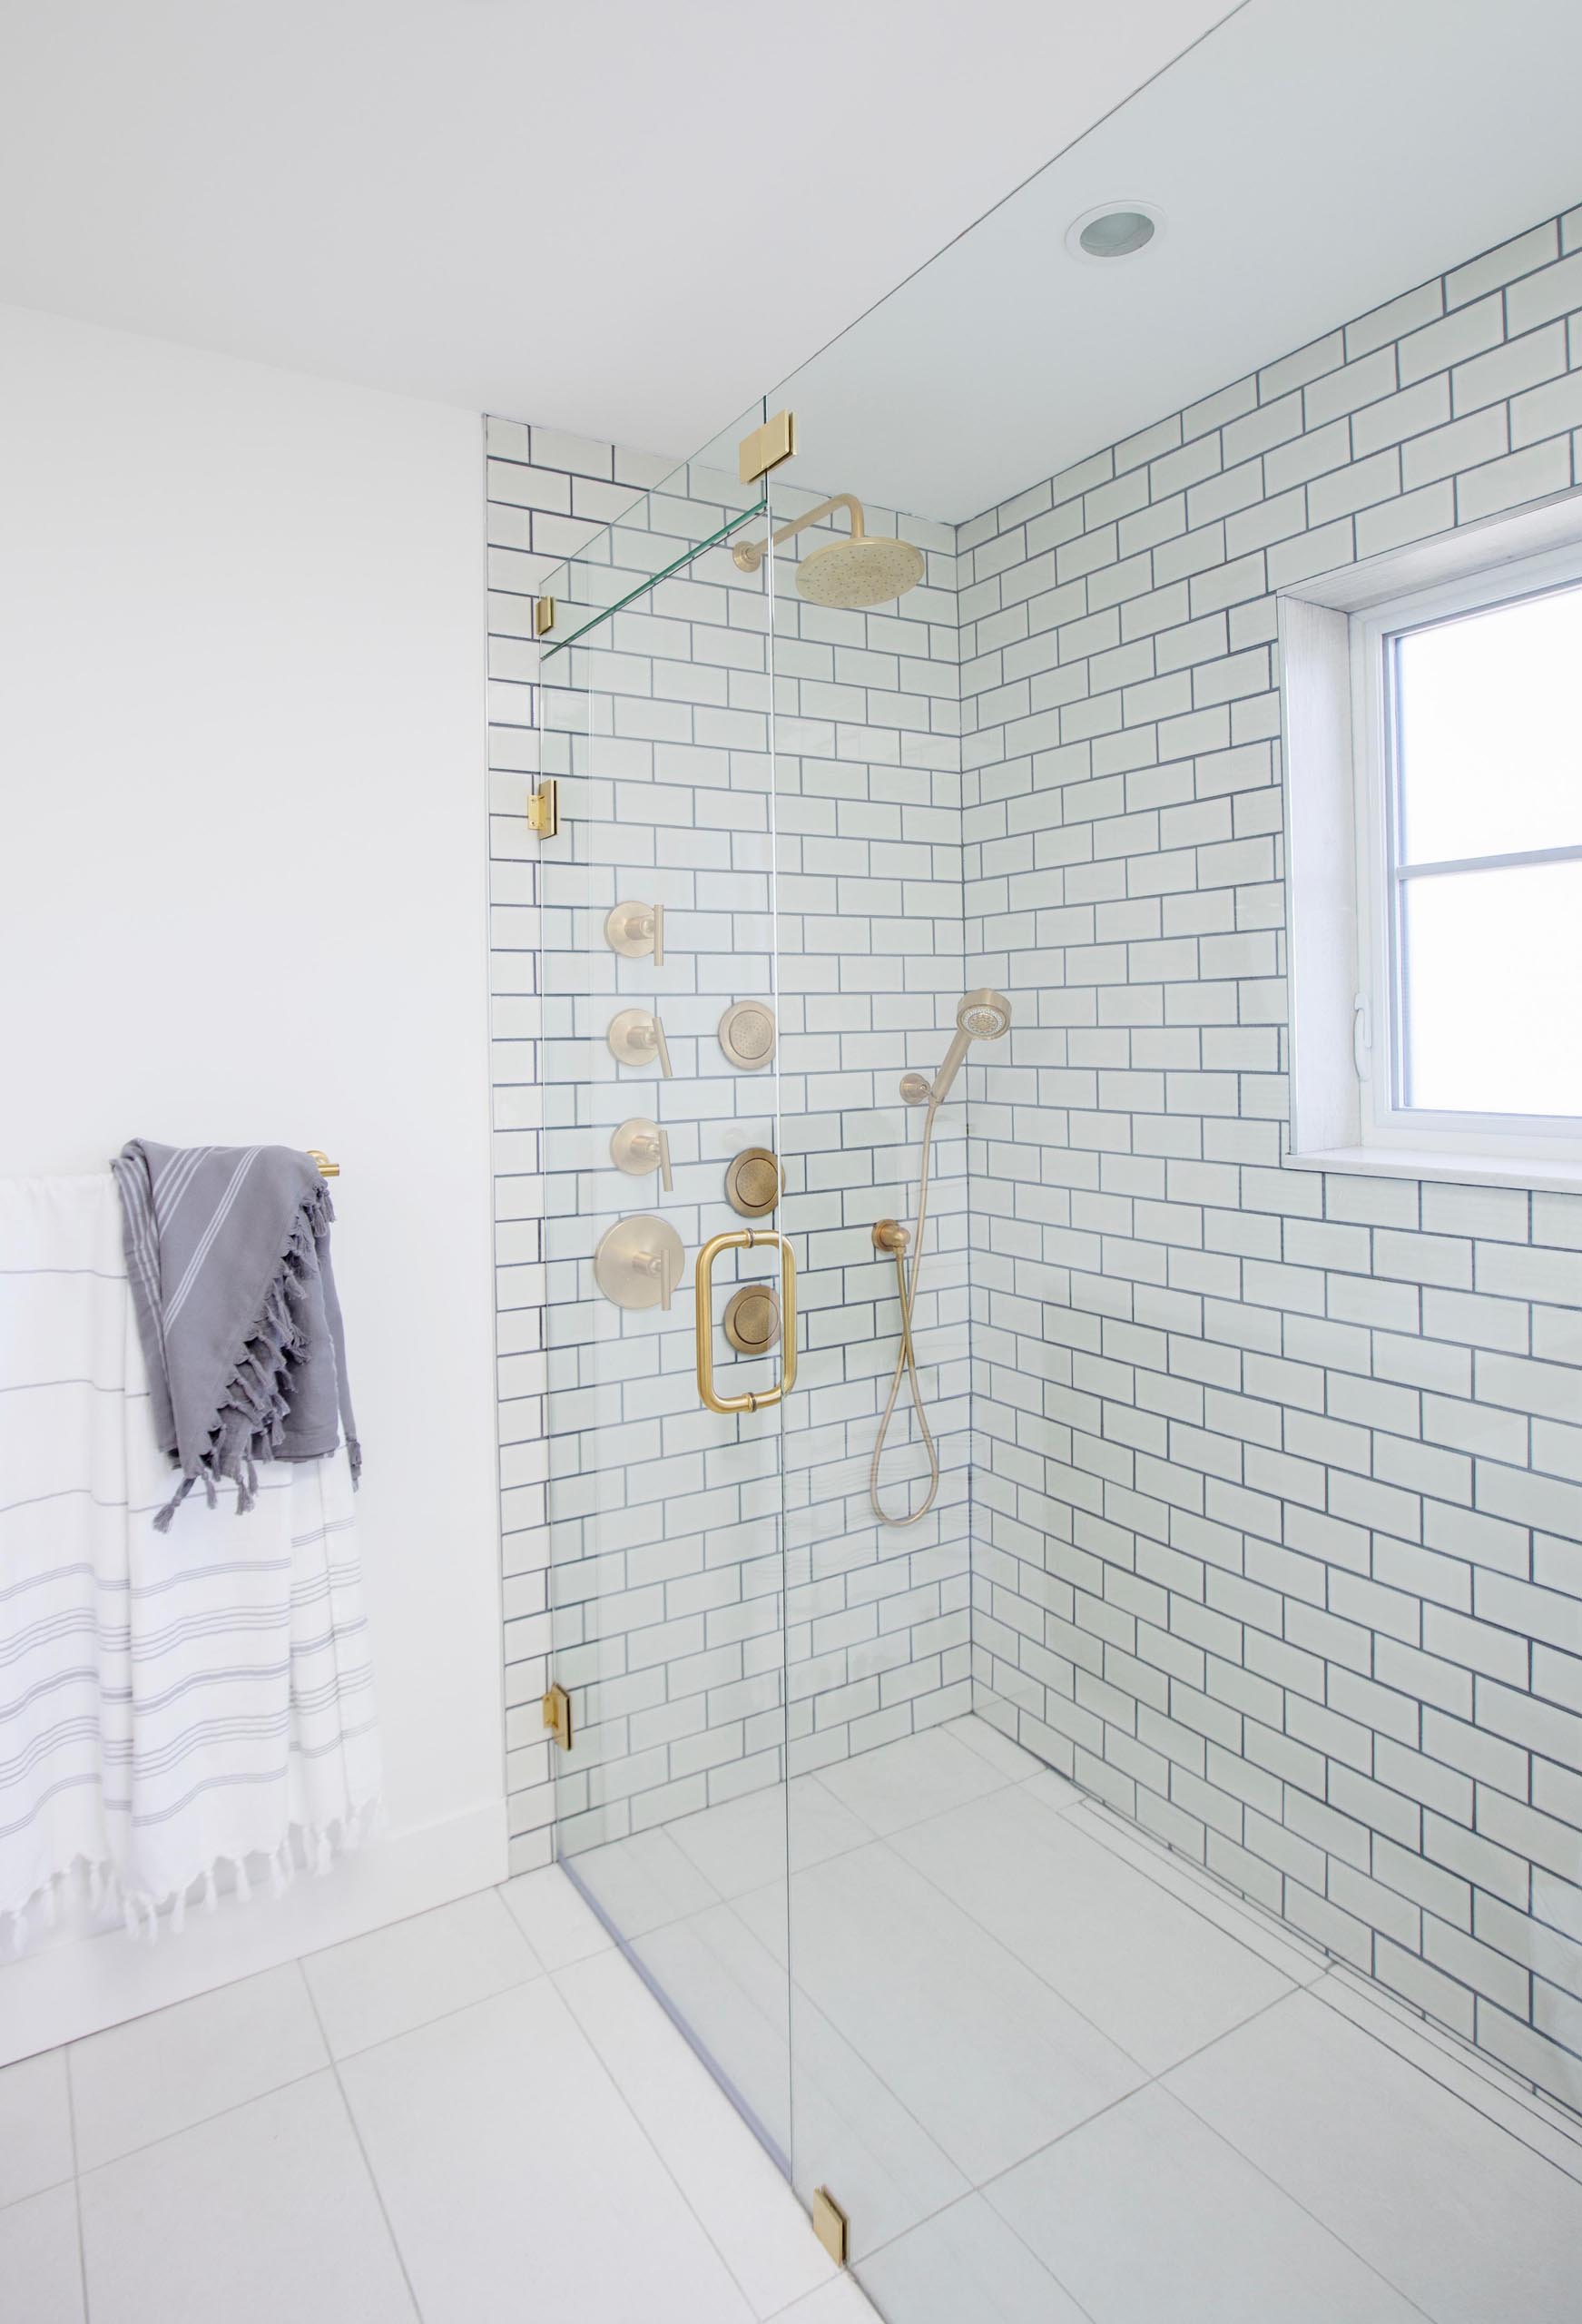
[1281,489,1582,1193]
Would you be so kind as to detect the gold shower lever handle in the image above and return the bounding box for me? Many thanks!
[607,1007,673,1078]
[695,1227,798,1414]
[610,1118,672,1189]
[593,1216,683,1313]
[604,900,664,965]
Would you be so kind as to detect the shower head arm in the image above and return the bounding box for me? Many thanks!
[731,493,864,576]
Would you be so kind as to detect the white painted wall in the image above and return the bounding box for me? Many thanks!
[0,303,503,2056]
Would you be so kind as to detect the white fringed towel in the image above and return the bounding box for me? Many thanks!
[1,1171,381,1945]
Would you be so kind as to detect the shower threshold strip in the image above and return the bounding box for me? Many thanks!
[539,499,767,655]
[555,1846,795,2182]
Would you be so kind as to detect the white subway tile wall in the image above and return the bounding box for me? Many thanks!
[489,199,1582,2115]
[963,203,1582,2114]
[487,438,971,1879]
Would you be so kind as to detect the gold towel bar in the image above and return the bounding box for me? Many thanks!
[307,1149,340,1178]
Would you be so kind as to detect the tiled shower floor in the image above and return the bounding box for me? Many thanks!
[5,1714,1579,2322]
[0,1873,869,2324]
[572,1714,1582,2323]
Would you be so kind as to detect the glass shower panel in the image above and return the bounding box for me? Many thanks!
[526,12,1582,2318]
[760,423,980,2275]
[536,410,799,2169]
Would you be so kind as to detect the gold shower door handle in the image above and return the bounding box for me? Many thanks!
[695,1227,798,1414]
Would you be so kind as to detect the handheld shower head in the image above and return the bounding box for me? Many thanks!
[875,990,1011,1527]
[914,988,1011,1108]
[955,990,1012,1041]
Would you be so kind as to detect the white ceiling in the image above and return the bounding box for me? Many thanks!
[3,2,1578,527]
[0,0,1235,459]
[752,0,1582,518]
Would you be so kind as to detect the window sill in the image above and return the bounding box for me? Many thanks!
[1287,1144,1582,1195]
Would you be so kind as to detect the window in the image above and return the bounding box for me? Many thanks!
[1282,505,1582,1189]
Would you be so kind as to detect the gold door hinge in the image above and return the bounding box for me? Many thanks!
[534,594,555,637]
[542,1681,573,1750]
[738,409,797,485]
[811,2186,848,2268]
[526,778,559,840]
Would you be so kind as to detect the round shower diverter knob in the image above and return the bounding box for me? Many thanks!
[719,1000,776,1070]
[724,1147,783,1217]
[723,1283,781,1355]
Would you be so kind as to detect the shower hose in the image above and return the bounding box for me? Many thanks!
[869,1098,942,1527]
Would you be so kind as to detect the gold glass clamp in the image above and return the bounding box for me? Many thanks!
[737,409,797,486]
[695,1226,798,1414]
[542,1681,572,1750]
[526,778,559,839]
[811,2187,849,2270]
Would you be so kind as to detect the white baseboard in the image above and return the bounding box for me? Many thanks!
[0,1797,508,2066]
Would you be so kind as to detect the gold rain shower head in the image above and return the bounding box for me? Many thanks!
[731,492,926,608]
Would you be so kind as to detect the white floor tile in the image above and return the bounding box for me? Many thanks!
[815,1728,1010,1837]
[0,2183,84,2324]
[771,2274,879,2321]
[1074,1799,1331,1984]
[1318,1966,1582,2183]
[0,2045,74,2203]
[633,1899,794,2164]
[855,2191,1086,2323]
[785,1979,971,2263]
[1167,1988,1582,2324]
[78,2072,416,2324]
[943,1713,1054,1787]
[742,1842,1145,2184]
[669,1775,872,1900]
[894,1785,1292,2072]
[558,1945,834,2319]
[500,1861,614,1969]
[638,1897,968,2258]
[302,1887,540,2058]
[339,1977,756,2324]
[988,2083,1423,2323]
[70,1961,326,2171]
[1019,1767,1090,1818]
[566,1824,722,1938]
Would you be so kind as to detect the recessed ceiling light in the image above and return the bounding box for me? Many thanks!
[1066,202,1164,263]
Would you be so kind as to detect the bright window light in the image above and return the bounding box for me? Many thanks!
[1389,581,1582,1121]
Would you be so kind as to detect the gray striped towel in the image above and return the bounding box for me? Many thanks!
[112,1142,360,1531]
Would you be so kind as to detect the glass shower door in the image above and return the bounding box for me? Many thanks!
[535,410,800,2171]
[752,428,986,2294]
